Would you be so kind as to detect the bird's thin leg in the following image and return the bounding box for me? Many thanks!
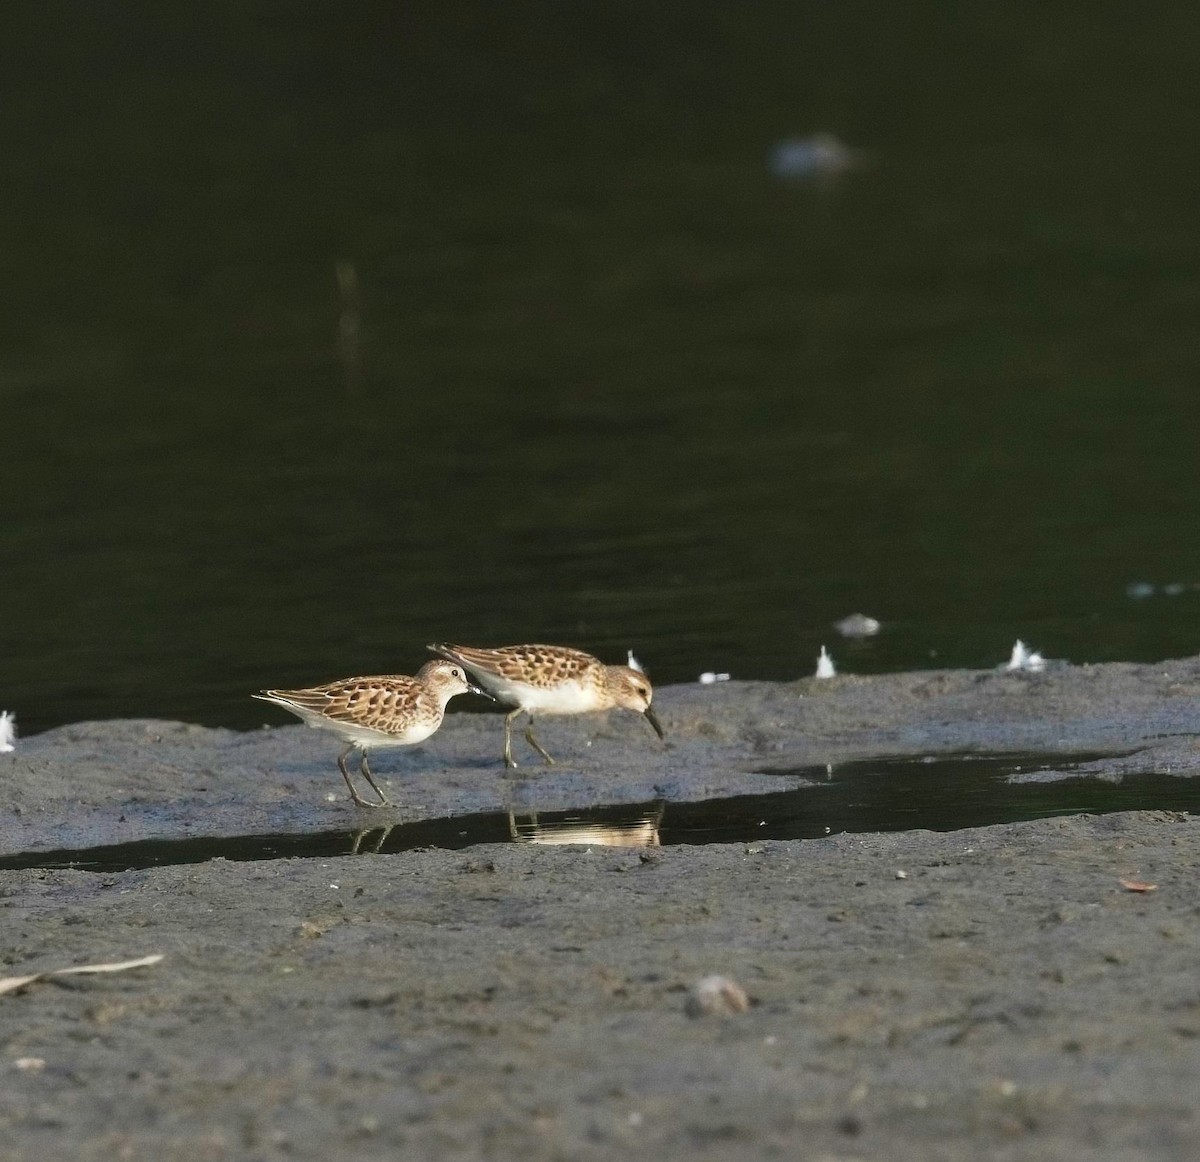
[524,717,555,766]
[359,752,392,806]
[338,745,383,809]
[504,708,522,768]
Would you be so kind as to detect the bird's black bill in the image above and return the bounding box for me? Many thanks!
[468,683,494,700]
[644,705,665,740]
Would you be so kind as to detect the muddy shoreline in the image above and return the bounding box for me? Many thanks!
[3,659,1200,1159]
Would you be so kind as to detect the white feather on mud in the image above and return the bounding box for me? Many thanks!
[815,646,837,679]
[1005,640,1046,673]
[0,711,15,753]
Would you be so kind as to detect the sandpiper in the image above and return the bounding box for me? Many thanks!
[427,642,664,768]
[253,660,485,807]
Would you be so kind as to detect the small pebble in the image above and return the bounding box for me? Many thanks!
[685,974,751,1018]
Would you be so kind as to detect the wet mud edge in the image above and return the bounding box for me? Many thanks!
[5,659,1200,1157]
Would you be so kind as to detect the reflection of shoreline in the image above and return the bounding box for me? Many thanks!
[508,800,665,848]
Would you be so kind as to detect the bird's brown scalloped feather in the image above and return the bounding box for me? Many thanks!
[257,675,426,733]
[428,643,601,688]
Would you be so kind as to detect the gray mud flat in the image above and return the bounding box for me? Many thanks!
[3,659,1200,1160]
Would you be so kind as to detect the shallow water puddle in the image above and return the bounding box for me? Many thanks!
[1,751,1196,872]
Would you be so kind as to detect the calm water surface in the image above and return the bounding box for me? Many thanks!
[4,4,1200,731]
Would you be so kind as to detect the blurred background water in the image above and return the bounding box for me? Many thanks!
[4,2,1200,733]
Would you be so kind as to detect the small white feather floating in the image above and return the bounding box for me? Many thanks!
[833,613,881,638]
[698,672,730,685]
[768,134,863,182]
[0,711,15,753]
[626,650,644,673]
[1006,640,1046,673]
[815,646,837,679]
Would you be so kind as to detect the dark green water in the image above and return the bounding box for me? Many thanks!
[5,3,1200,732]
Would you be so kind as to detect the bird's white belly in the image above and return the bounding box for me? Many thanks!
[489,678,599,715]
[299,712,438,748]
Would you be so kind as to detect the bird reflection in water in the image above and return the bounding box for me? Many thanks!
[344,799,667,856]
[507,799,665,847]
[349,824,395,855]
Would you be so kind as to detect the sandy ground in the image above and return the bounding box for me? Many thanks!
[2,658,1200,1159]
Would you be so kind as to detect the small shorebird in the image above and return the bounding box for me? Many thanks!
[427,642,665,768]
[253,660,485,808]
